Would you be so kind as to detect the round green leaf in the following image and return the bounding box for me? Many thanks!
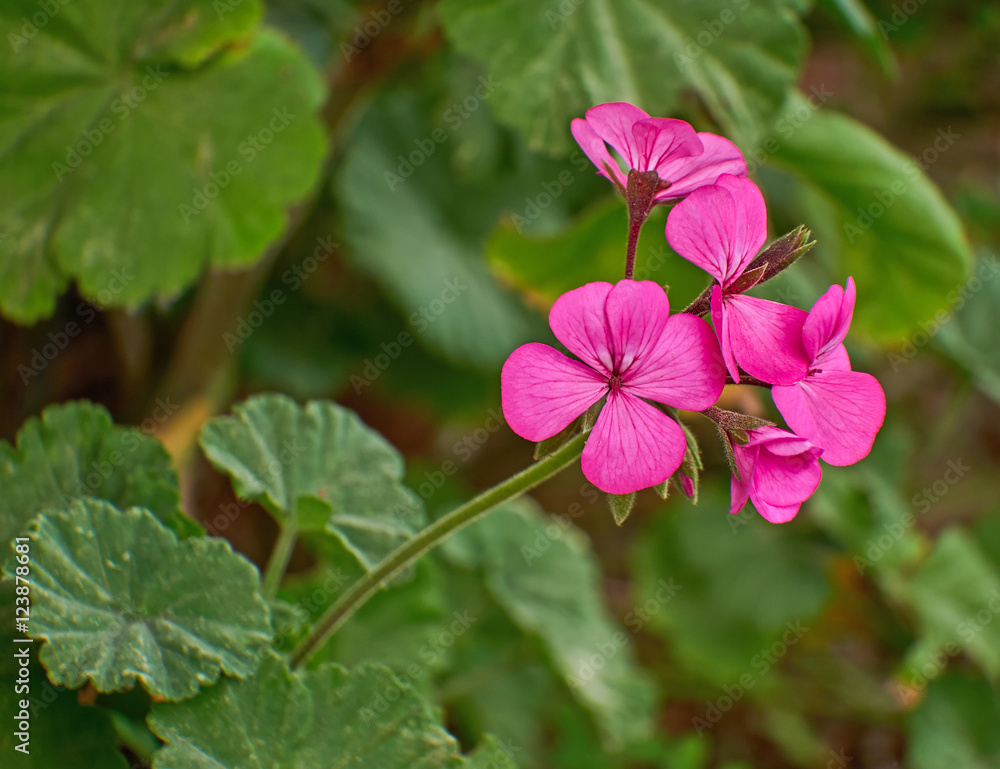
[149,653,514,768]
[20,499,272,701]
[0,0,327,323]
[199,393,425,570]
[438,0,806,152]
[0,401,180,545]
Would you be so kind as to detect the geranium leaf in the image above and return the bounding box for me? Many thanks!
[438,0,806,152]
[14,499,272,701]
[149,653,518,768]
[0,0,326,323]
[0,401,181,545]
[199,393,425,571]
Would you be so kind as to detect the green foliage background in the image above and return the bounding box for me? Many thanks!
[2,0,1000,767]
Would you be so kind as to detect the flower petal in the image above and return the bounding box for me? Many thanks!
[712,284,740,382]
[723,294,809,384]
[803,277,856,363]
[751,441,822,507]
[581,391,685,494]
[772,370,886,466]
[657,132,748,200]
[603,280,671,375]
[730,440,759,514]
[631,118,702,174]
[571,118,627,191]
[751,499,803,524]
[584,102,650,169]
[501,343,607,442]
[549,282,615,374]
[665,176,766,285]
[626,313,725,411]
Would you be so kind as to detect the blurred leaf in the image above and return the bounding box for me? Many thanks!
[0,592,128,767]
[450,500,656,750]
[816,0,898,77]
[907,676,1000,769]
[632,492,829,684]
[0,401,181,546]
[905,527,1000,681]
[150,653,517,767]
[438,0,806,152]
[15,499,272,700]
[200,393,425,571]
[937,254,1000,406]
[487,198,708,309]
[0,1,326,323]
[770,98,973,341]
[336,91,540,368]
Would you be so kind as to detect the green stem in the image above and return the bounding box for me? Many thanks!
[262,520,299,599]
[289,430,589,668]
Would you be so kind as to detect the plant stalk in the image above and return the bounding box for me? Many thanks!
[262,520,299,599]
[289,430,589,668]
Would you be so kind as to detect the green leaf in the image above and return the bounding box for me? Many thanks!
[0,1,327,323]
[451,499,656,750]
[0,401,181,546]
[199,393,425,571]
[438,0,806,152]
[770,98,973,341]
[149,652,517,768]
[17,499,272,701]
[0,592,128,767]
[816,0,898,77]
[487,198,709,310]
[336,91,539,368]
[631,490,828,684]
[607,492,636,526]
[907,676,1000,769]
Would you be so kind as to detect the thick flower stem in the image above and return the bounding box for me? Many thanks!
[624,215,643,279]
[262,520,298,599]
[289,430,589,668]
[624,169,659,279]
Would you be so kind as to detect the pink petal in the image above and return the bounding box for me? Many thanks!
[751,442,823,507]
[751,499,803,524]
[665,176,766,285]
[772,370,886,466]
[603,280,671,375]
[584,102,650,169]
[549,282,615,375]
[722,294,809,385]
[581,391,685,494]
[571,118,627,192]
[657,133,748,200]
[711,285,740,382]
[501,343,608,442]
[816,343,852,372]
[678,473,695,498]
[729,441,759,514]
[744,425,816,455]
[631,118,702,174]
[625,313,725,411]
[803,277,856,363]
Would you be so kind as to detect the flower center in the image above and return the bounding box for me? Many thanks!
[609,374,623,393]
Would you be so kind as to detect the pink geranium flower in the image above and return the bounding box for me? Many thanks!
[570,102,746,202]
[772,278,886,466]
[501,280,725,495]
[666,174,809,385]
[730,426,823,524]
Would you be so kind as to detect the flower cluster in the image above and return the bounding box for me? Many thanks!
[501,102,886,524]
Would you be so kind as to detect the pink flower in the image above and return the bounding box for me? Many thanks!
[772,278,886,466]
[666,174,809,385]
[730,426,823,524]
[501,280,725,494]
[570,102,746,202]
